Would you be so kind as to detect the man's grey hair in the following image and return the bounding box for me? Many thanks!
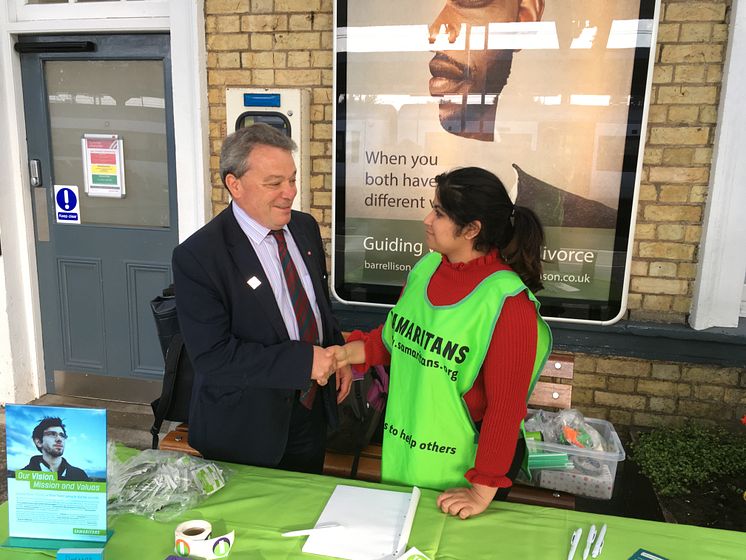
[219,123,297,186]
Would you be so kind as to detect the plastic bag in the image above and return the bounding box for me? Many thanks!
[107,443,227,521]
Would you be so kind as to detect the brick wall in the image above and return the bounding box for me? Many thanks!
[572,354,745,428]
[203,0,744,429]
[630,0,729,324]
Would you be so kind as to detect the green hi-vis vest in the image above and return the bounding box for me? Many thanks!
[381,252,552,491]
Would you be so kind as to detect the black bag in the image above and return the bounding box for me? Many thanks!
[325,365,388,478]
[149,285,194,449]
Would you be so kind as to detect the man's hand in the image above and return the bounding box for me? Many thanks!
[335,364,353,403]
[436,483,497,519]
[311,345,337,386]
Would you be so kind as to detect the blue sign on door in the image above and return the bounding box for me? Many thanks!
[53,185,81,224]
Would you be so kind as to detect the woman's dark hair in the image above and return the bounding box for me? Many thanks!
[435,167,545,292]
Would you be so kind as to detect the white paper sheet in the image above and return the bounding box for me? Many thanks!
[302,485,420,560]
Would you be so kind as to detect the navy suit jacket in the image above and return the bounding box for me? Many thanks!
[172,204,342,466]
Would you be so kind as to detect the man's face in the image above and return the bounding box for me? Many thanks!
[428,0,542,141]
[37,427,66,458]
[226,144,297,230]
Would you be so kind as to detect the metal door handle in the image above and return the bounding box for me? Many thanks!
[29,159,42,187]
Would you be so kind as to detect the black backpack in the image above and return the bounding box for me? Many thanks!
[149,285,194,449]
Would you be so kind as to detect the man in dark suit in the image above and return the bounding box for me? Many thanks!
[173,124,352,473]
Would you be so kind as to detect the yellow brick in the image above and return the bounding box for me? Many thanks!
[595,391,646,410]
[207,51,219,68]
[250,0,273,13]
[638,183,658,201]
[312,88,332,104]
[647,104,668,123]
[312,158,331,173]
[276,68,321,85]
[241,51,274,69]
[674,64,707,84]
[653,65,673,84]
[208,33,249,51]
[643,204,701,222]
[217,52,241,68]
[251,34,274,50]
[252,69,275,85]
[630,260,648,276]
[649,126,709,145]
[648,167,708,184]
[679,23,713,42]
[677,263,697,279]
[656,224,685,241]
[274,32,320,50]
[712,23,728,42]
[289,14,314,30]
[626,293,642,310]
[273,52,287,66]
[705,64,723,83]
[321,69,333,85]
[275,0,321,11]
[656,23,680,42]
[241,15,287,32]
[216,15,241,32]
[206,0,250,15]
[638,241,695,261]
[665,3,726,22]
[678,400,724,420]
[661,184,697,202]
[313,13,333,31]
[660,44,723,64]
[206,16,218,33]
[648,397,677,414]
[652,363,681,380]
[691,148,712,165]
[632,412,682,428]
[311,51,333,67]
[682,366,740,385]
[649,261,678,277]
[644,147,663,165]
[699,106,718,124]
[288,51,312,67]
[684,225,702,243]
[643,294,674,311]
[657,85,718,104]
[631,277,688,295]
[208,69,253,86]
[313,123,332,141]
[661,147,694,166]
[635,222,656,240]
[672,296,692,313]
[596,358,650,377]
[321,30,333,49]
[312,190,332,206]
[324,105,334,120]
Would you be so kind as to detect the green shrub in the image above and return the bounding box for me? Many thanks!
[631,423,746,497]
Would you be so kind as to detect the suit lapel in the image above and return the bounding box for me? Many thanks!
[222,207,289,340]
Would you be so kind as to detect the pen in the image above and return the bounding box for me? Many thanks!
[567,528,582,560]
[591,524,607,558]
[281,522,344,537]
[582,524,597,560]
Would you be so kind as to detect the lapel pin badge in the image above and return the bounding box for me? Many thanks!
[247,276,262,289]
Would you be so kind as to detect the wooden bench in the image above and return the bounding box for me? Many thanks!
[158,422,201,456]
[322,353,576,509]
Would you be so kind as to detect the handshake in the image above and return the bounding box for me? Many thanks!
[310,343,355,386]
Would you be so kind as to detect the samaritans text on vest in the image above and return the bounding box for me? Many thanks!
[389,311,470,382]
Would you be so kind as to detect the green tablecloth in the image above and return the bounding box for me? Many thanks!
[0,455,744,559]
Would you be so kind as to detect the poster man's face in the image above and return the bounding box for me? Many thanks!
[38,427,66,458]
[428,0,544,141]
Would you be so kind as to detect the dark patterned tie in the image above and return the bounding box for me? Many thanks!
[270,229,319,408]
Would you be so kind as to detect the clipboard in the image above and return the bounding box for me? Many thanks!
[302,484,421,559]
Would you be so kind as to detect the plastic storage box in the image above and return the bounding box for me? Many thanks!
[524,411,626,500]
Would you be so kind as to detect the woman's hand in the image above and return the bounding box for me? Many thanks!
[436,483,498,519]
[328,340,366,368]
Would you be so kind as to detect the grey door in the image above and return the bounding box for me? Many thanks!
[19,34,177,394]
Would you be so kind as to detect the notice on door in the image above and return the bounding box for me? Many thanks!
[81,134,126,198]
[54,185,81,224]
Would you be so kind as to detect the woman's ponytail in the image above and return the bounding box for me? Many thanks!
[501,205,545,293]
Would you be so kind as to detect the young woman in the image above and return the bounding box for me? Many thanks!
[334,167,552,519]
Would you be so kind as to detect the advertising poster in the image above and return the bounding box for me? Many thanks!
[5,405,107,544]
[82,134,126,198]
[334,0,657,322]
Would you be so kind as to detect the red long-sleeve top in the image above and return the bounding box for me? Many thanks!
[348,249,538,489]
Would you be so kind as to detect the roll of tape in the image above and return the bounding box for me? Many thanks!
[174,520,234,559]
